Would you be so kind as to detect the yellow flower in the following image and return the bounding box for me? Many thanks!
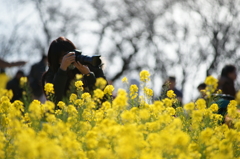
[75,80,83,90]
[20,77,28,87]
[95,77,107,89]
[12,100,24,112]
[199,128,214,142]
[67,105,78,116]
[139,70,150,82]
[166,107,176,116]
[205,75,218,93]
[75,74,83,80]
[143,87,153,98]
[69,93,77,103]
[234,121,240,130]
[112,89,128,110]
[5,90,13,100]
[184,102,195,110]
[104,85,114,95]
[162,98,172,107]
[44,83,54,95]
[57,101,66,109]
[167,90,176,98]
[94,89,104,99]
[97,148,113,159]
[121,77,128,83]
[102,101,111,110]
[192,110,203,122]
[139,109,150,120]
[129,84,138,99]
[195,98,206,110]
[81,93,91,100]
[28,100,42,119]
[209,103,218,112]
[121,110,135,123]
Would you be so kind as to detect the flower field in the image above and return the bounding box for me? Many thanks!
[0,70,240,159]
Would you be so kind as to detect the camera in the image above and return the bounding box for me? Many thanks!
[72,50,102,67]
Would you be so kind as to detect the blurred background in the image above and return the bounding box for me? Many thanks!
[1,0,240,103]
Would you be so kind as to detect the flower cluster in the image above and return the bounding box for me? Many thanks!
[44,83,54,95]
[20,77,28,87]
[0,71,240,159]
[139,70,150,82]
[205,75,218,93]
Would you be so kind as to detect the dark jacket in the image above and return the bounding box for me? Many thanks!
[29,60,47,97]
[6,78,23,102]
[218,76,236,97]
[43,65,106,103]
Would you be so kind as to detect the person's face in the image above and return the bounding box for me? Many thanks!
[169,80,176,89]
[228,70,237,81]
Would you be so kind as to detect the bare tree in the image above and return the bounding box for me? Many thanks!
[175,0,240,99]
[86,0,179,91]
[2,0,240,102]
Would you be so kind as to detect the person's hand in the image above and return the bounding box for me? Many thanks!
[74,61,91,75]
[60,52,76,71]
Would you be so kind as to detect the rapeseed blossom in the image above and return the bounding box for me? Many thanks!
[143,87,153,98]
[0,70,240,159]
[44,83,54,95]
[95,77,107,89]
[129,84,138,99]
[94,89,104,99]
[195,98,206,110]
[20,76,28,87]
[209,103,219,112]
[75,74,83,80]
[57,101,66,109]
[121,77,128,83]
[205,75,218,93]
[104,85,114,95]
[139,70,150,82]
[184,102,195,110]
[69,93,77,103]
[75,80,83,91]
[167,90,176,98]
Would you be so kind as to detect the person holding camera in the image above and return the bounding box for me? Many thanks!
[42,37,106,103]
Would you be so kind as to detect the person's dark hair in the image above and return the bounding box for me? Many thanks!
[41,54,47,62]
[16,70,24,76]
[168,76,176,82]
[197,83,206,90]
[220,65,236,78]
[47,37,76,72]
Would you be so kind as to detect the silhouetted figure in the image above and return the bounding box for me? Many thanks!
[197,83,207,99]
[6,70,25,102]
[28,55,48,102]
[42,37,106,104]
[0,58,26,89]
[161,76,183,103]
[218,64,237,98]
[214,65,237,119]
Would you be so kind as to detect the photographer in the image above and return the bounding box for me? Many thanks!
[42,37,106,103]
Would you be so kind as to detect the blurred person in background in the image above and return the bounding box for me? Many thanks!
[161,76,183,104]
[6,70,25,102]
[0,58,26,89]
[42,37,106,104]
[218,64,237,98]
[196,83,207,99]
[214,64,237,120]
[28,55,48,103]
